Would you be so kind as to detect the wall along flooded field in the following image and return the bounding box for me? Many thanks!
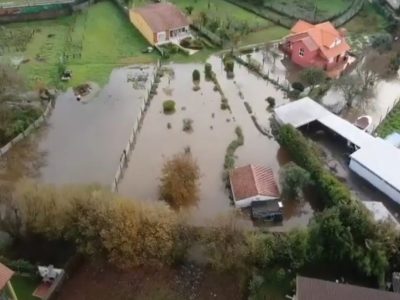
[119,56,316,230]
[0,65,154,185]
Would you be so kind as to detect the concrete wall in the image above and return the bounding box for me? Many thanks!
[130,10,155,45]
[349,158,400,204]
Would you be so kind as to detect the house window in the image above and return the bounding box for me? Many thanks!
[299,48,305,57]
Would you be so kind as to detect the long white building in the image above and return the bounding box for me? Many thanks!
[275,97,400,205]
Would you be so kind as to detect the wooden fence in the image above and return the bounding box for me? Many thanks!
[0,99,54,157]
[111,62,161,192]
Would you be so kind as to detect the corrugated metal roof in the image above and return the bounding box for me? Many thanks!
[275,97,400,197]
[385,132,400,148]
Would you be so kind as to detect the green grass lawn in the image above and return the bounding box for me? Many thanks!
[240,26,289,45]
[0,1,156,88]
[377,102,400,138]
[266,0,350,19]
[345,3,388,34]
[11,275,40,300]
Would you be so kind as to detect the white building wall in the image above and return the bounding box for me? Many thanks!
[349,159,400,204]
[235,195,279,208]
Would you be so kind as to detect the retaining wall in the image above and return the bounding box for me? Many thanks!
[111,62,161,192]
[0,99,54,158]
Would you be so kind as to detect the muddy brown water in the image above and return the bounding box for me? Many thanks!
[119,56,315,230]
[0,66,154,185]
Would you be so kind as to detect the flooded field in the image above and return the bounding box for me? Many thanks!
[119,56,315,229]
[0,65,154,185]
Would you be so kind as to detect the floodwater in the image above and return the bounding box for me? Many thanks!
[0,65,154,185]
[240,46,302,86]
[119,56,315,230]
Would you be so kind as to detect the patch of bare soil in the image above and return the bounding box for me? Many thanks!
[56,262,245,300]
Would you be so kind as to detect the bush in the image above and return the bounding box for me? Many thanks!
[280,162,312,200]
[205,63,213,80]
[292,82,305,92]
[160,151,200,209]
[192,69,200,82]
[225,60,234,73]
[0,257,36,275]
[182,118,193,132]
[266,97,276,107]
[221,97,230,110]
[244,102,253,114]
[224,127,244,171]
[163,100,176,114]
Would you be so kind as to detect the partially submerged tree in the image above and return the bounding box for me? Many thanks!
[299,67,326,90]
[279,162,312,200]
[159,151,200,209]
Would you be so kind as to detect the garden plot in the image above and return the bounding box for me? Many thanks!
[0,65,155,186]
[119,57,315,230]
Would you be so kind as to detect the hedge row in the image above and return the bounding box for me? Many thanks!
[275,124,352,207]
[0,256,36,275]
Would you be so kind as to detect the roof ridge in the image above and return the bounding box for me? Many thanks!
[251,164,262,195]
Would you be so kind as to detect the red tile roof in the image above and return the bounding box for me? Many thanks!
[297,276,400,300]
[135,3,190,33]
[230,165,280,201]
[288,20,350,59]
[0,263,14,290]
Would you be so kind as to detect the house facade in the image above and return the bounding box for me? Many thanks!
[280,20,351,77]
[130,3,190,46]
[229,164,280,208]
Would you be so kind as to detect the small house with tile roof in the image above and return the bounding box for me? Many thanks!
[280,20,352,77]
[129,2,190,46]
[229,164,280,208]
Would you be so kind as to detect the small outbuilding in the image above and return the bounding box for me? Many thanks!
[129,2,190,45]
[229,164,280,208]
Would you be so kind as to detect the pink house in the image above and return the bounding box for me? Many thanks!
[281,20,352,77]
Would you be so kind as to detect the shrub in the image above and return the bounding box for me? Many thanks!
[266,97,276,107]
[160,151,200,210]
[163,100,176,114]
[225,60,234,73]
[182,118,193,132]
[192,69,200,82]
[221,97,230,110]
[224,126,244,171]
[205,63,213,80]
[244,102,253,114]
[280,162,312,200]
[292,82,305,92]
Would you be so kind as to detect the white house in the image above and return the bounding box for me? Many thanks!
[229,164,280,208]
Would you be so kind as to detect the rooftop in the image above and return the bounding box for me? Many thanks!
[229,164,280,201]
[0,263,14,290]
[134,3,189,33]
[289,20,350,59]
[275,97,400,197]
[297,276,400,300]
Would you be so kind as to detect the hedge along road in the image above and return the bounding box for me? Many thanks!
[0,65,155,185]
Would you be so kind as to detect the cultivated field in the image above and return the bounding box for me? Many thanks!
[0,1,156,87]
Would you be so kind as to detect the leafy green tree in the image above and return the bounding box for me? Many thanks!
[279,162,312,200]
[299,67,326,90]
